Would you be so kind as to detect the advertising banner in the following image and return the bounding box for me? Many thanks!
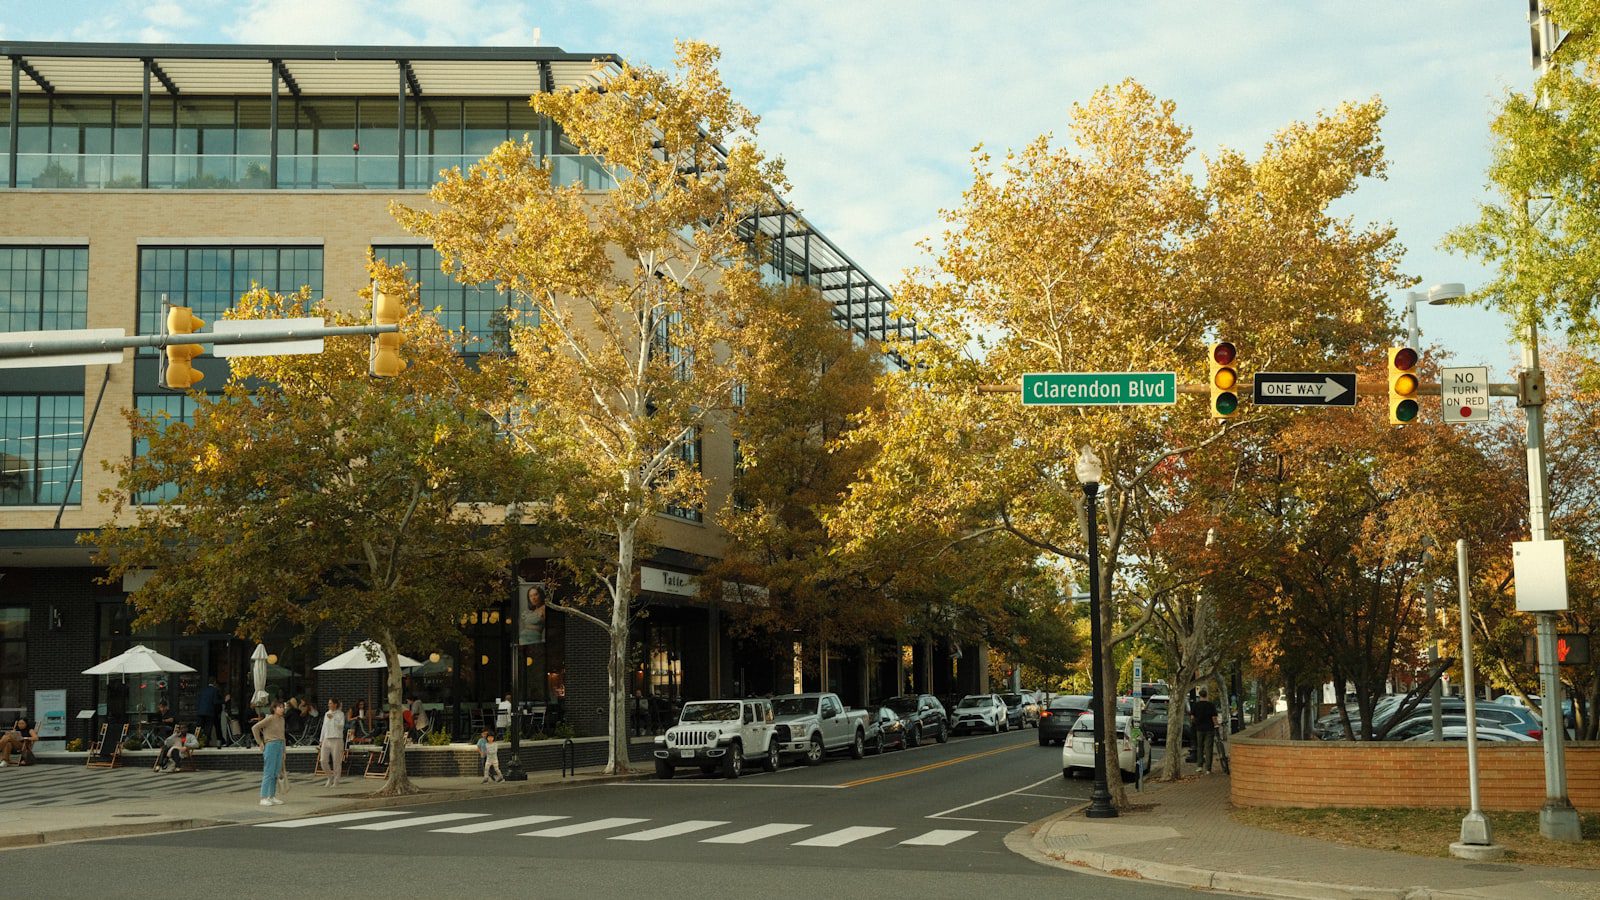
[35,688,67,751]
[518,580,548,645]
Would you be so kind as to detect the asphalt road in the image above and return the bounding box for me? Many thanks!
[6,728,1198,899]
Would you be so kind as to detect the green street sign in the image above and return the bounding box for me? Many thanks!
[1021,372,1178,406]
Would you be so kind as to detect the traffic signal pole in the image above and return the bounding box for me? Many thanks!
[0,322,399,362]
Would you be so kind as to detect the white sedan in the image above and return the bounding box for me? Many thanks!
[1063,713,1137,778]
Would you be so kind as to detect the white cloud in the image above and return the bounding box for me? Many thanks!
[144,1,197,29]
[220,0,423,44]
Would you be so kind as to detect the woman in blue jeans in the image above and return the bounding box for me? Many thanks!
[252,701,287,806]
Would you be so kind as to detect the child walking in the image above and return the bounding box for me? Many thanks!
[477,728,503,783]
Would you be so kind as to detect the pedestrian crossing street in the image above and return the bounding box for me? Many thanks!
[256,810,979,849]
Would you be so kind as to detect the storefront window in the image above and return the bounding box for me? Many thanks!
[0,608,28,712]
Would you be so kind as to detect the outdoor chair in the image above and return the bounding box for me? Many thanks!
[85,722,127,769]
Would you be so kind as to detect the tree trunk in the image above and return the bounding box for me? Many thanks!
[606,520,637,775]
[376,629,417,796]
[1157,676,1191,781]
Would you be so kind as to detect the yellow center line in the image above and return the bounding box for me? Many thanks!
[835,739,1034,788]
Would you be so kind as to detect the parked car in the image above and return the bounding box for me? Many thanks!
[1000,692,1039,728]
[879,694,949,746]
[1139,695,1193,746]
[1062,713,1137,778]
[1382,704,1543,741]
[772,692,871,764]
[951,694,1010,734]
[864,706,908,754]
[1039,694,1092,746]
[653,698,778,780]
[1403,725,1536,743]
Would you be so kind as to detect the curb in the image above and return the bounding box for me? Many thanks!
[1007,809,1482,900]
[1,771,649,851]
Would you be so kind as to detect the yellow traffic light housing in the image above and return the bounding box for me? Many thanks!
[370,288,405,377]
[164,306,205,390]
[1208,341,1238,418]
[1388,346,1420,424]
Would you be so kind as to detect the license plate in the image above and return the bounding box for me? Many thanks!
[680,749,695,758]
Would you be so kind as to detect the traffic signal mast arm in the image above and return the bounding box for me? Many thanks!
[0,322,399,361]
[982,380,1522,396]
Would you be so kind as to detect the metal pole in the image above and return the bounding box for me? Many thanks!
[504,620,527,781]
[1456,539,1494,847]
[1084,480,1117,819]
[1426,578,1443,741]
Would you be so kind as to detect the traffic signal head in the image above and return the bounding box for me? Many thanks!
[164,306,205,390]
[370,289,406,378]
[1208,341,1238,418]
[1387,346,1420,424]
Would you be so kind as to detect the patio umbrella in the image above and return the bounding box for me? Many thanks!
[314,640,421,671]
[250,644,269,707]
[82,645,197,677]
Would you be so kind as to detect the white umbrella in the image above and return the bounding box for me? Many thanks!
[314,640,420,671]
[250,644,269,707]
[82,644,197,676]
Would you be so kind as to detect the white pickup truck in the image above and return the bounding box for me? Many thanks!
[772,692,870,765]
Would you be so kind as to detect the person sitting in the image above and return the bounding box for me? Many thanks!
[150,702,176,740]
[154,723,198,772]
[0,717,37,767]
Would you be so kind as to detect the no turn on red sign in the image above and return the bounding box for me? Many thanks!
[1441,366,1489,424]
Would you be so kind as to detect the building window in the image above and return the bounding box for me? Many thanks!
[0,608,27,712]
[0,394,83,506]
[137,246,323,350]
[132,394,198,505]
[373,245,523,351]
[0,246,89,332]
[664,426,703,523]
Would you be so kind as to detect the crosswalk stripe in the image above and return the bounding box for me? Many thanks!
[256,811,409,828]
[792,826,894,847]
[700,823,810,844]
[432,815,569,834]
[610,820,729,842]
[521,817,649,837]
[344,813,488,831]
[899,829,977,846]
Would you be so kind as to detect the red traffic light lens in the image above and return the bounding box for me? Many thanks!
[1213,342,1236,366]
[1394,347,1418,370]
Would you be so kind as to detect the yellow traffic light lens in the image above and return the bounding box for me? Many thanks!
[1395,373,1418,396]
[1213,367,1237,391]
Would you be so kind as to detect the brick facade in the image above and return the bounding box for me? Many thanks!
[5,568,112,742]
[1230,713,1600,811]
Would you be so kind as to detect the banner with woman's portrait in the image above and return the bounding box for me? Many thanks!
[518,580,548,645]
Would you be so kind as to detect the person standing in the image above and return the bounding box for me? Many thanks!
[496,694,512,739]
[1190,688,1221,774]
[196,678,223,746]
[477,729,503,783]
[252,701,287,806]
[319,698,348,787]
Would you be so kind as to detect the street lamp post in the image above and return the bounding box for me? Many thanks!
[1077,446,1118,819]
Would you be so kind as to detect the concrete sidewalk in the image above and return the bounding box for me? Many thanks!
[0,763,645,849]
[1008,773,1600,900]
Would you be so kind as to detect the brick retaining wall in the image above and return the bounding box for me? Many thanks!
[1230,713,1600,811]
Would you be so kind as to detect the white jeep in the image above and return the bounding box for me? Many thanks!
[653,698,778,780]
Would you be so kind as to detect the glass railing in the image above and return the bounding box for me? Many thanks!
[11,152,615,191]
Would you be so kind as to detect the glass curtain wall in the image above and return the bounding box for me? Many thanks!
[136,246,324,342]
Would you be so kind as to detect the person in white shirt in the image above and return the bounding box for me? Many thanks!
[154,724,197,772]
[319,698,348,787]
[496,694,512,737]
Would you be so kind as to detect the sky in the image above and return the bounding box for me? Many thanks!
[4,1,1544,374]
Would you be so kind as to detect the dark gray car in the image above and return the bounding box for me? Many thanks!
[1040,695,1091,745]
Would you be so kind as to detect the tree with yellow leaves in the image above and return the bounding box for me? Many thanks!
[831,80,1407,806]
[395,43,784,773]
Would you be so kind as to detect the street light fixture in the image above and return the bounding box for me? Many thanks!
[1076,445,1118,819]
[1403,282,1466,347]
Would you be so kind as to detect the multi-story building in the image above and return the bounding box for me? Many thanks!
[0,41,984,746]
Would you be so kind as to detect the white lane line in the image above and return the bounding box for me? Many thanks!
[616,782,845,789]
[900,829,978,847]
[432,815,569,834]
[521,817,649,837]
[927,771,1066,819]
[345,813,489,831]
[930,816,1028,825]
[792,826,894,847]
[609,820,729,842]
[700,823,810,844]
[256,811,410,828]
[1012,791,1075,800]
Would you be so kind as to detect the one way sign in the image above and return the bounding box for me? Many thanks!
[1252,372,1358,407]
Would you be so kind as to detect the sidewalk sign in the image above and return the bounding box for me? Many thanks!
[35,688,67,752]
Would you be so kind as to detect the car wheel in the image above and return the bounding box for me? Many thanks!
[908,725,921,748]
[850,730,866,760]
[805,735,825,766]
[723,742,743,779]
[654,760,674,780]
[1062,767,1073,781]
[871,732,884,755]
[762,739,780,772]
[936,724,949,744]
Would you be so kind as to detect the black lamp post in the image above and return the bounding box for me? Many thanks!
[503,601,528,781]
[1077,446,1118,819]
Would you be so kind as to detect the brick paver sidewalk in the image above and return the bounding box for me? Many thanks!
[1023,773,1600,899]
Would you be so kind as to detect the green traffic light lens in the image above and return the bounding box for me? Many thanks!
[1395,399,1418,422]
[1215,392,1238,416]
